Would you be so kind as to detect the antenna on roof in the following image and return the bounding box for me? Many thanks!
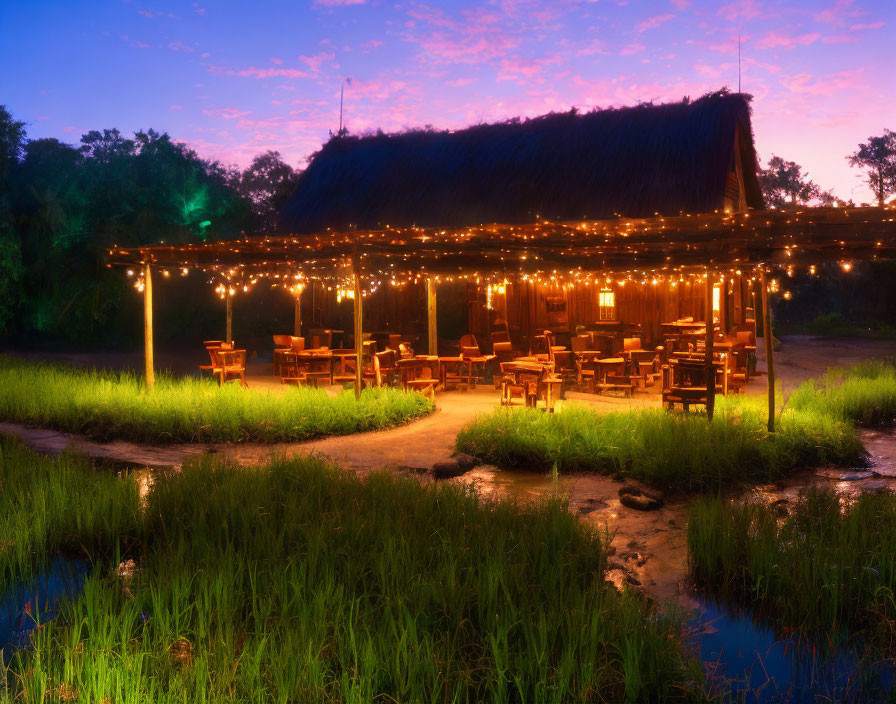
[337,77,351,137]
[339,81,344,134]
[738,31,742,93]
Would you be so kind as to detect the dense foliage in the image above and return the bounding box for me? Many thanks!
[0,437,700,702]
[0,356,433,443]
[0,106,299,346]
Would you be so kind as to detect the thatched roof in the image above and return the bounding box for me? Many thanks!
[280,90,764,234]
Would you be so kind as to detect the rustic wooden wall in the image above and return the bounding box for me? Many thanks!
[305,275,750,348]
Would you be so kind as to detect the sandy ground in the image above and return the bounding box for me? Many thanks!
[3,334,896,600]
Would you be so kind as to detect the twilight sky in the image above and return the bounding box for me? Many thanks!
[2,0,892,202]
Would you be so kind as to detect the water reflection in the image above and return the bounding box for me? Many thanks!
[691,595,894,703]
[0,556,88,659]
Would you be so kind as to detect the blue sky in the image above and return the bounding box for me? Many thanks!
[2,0,893,201]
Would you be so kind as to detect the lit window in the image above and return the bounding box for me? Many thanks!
[712,285,721,312]
[599,289,616,321]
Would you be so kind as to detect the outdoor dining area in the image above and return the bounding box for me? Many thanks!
[197,305,759,416]
[109,206,896,428]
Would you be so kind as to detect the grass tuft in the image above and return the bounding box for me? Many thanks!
[0,437,700,702]
[688,487,896,645]
[787,359,896,426]
[0,356,434,444]
[455,396,864,492]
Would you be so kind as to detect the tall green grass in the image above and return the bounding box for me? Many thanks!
[0,438,141,589]
[788,359,896,425]
[688,488,896,643]
[455,396,864,492]
[0,356,433,443]
[0,439,700,702]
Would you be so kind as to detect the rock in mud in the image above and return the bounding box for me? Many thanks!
[624,573,642,587]
[432,460,469,479]
[618,484,664,511]
[450,452,481,471]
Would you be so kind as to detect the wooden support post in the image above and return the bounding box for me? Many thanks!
[353,268,363,400]
[719,276,727,334]
[704,273,715,421]
[143,263,155,390]
[426,278,438,356]
[294,290,302,337]
[760,269,776,432]
[225,292,233,345]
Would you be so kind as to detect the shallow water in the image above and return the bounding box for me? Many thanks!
[458,431,896,703]
[691,596,894,703]
[0,556,88,658]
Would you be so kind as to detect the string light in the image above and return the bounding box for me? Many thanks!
[105,205,894,299]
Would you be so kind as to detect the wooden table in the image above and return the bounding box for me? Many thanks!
[396,356,440,394]
[396,356,439,390]
[500,360,561,410]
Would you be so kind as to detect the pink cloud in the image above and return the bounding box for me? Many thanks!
[717,1,764,22]
[446,77,476,87]
[636,13,674,32]
[203,107,252,119]
[693,63,723,79]
[168,41,195,52]
[780,69,865,96]
[755,30,820,50]
[670,0,691,9]
[576,39,608,56]
[270,57,283,65]
[169,104,183,110]
[313,0,365,6]
[815,0,863,26]
[299,52,336,73]
[402,3,523,65]
[850,21,885,31]
[619,42,645,56]
[224,66,312,80]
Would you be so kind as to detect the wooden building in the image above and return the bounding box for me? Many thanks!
[279,90,764,350]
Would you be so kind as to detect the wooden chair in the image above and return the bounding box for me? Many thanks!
[308,329,332,349]
[199,341,223,376]
[500,363,542,408]
[460,334,496,389]
[210,348,248,387]
[279,351,307,386]
[273,334,292,375]
[552,350,577,387]
[362,350,398,387]
[403,361,439,398]
[440,356,471,391]
[331,349,359,385]
[662,358,723,411]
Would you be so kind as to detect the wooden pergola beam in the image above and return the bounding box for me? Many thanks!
[426,278,438,356]
[760,269,776,432]
[143,263,154,389]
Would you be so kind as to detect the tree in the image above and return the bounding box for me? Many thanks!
[758,156,819,208]
[0,106,26,333]
[239,151,299,231]
[848,130,896,207]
